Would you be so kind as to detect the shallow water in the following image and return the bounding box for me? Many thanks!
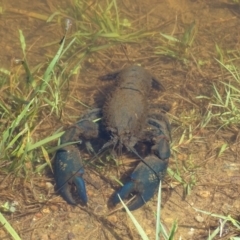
[1,0,240,239]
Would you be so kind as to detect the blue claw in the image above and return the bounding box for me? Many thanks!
[54,145,87,204]
[112,155,168,211]
[54,109,101,204]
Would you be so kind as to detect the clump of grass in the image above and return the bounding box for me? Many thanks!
[0,30,72,175]
[155,21,197,63]
[194,208,240,239]
[44,0,154,72]
[211,60,240,128]
[197,49,240,130]
[166,111,201,195]
[69,0,151,42]
[4,0,154,79]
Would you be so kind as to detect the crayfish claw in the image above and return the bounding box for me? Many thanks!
[112,155,168,211]
[113,181,156,211]
[112,181,136,206]
[54,108,102,204]
[54,146,87,205]
[58,181,76,205]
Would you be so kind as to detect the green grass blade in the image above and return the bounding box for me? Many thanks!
[27,131,64,152]
[19,30,26,58]
[113,0,119,30]
[48,140,81,153]
[46,11,61,22]
[156,181,162,240]
[21,60,34,86]
[0,212,22,240]
[215,58,239,81]
[160,33,179,42]
[0,68,11,75]
[167,221,178,240]
[159,222,169,240]
[41,146,53,172]
[60,37,76,58]
[194,207,240,228]
[18,30,34,85]
[40,37,66,92]
[118,195,150,240]
[167,168,184,184]
[6,99,35,145]
[208,219,227,240]
[6,127,28,151]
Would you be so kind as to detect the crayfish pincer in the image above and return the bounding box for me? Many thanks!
[112,155,169,211]
[54,109,101,205]
[99,65,171,210]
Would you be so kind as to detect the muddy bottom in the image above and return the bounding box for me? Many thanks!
[1,0,240,239]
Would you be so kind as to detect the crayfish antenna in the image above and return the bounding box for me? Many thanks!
[116,140,124,159]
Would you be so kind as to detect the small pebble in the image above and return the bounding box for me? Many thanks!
[145,228,153,235]
[187,228,195,235]
[177,153,187,161]
[46,182,54,190]
[107,215,118,223]
[195,215,204,223]
[42,208,50,214]
[33,212,43,221]
[50,205,58,211]
[197,190,210,198]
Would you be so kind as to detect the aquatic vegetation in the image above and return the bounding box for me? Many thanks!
[155,21,197,63]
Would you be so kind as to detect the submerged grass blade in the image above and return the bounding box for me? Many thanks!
[7,7,49,21]
[119,195,150,240]
[41,146,53,172]
[19,30,26,58]
[113,0,119,30]
[19,30,34,85]
[0,212,21,240]
[40,37,66,92]
[6,127,28,151]
[0,68,11,75]
[194,207,240,229]
[27,131,64,152]
[5,99,35,146]
[156,181,162,240]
